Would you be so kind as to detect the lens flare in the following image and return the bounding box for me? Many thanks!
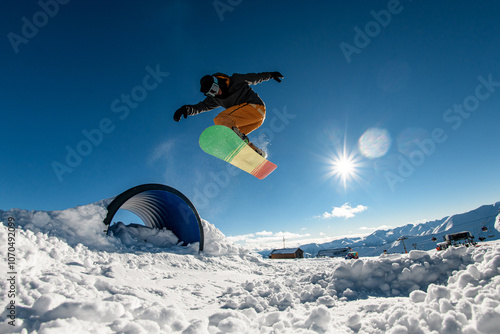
[358,128,392,159]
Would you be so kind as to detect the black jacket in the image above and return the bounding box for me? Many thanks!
[186,72,274,116]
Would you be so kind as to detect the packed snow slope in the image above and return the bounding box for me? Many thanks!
[1,201,500,333]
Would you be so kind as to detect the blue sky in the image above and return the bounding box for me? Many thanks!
[2,0,500,249]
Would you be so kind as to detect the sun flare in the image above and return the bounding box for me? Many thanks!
[326,146,363,190]
[334,156,355,179]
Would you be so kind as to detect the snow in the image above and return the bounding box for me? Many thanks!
[1,202,500,333]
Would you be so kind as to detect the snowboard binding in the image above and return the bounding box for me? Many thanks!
[231,127,267,158]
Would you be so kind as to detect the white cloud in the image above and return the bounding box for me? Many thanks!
[359,225,392,231]
[148,140,175,165]
[225,233,255,242]
[227,230,313,250]
[321,203,368,219]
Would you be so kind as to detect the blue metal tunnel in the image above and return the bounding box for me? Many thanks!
[103,184,204,251]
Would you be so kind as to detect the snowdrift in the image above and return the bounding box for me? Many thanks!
[1,202,500,333]
[0,200,241,256]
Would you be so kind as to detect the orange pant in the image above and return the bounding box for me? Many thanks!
[213,103,266,135]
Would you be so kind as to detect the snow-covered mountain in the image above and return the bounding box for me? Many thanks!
[272,202,500,258]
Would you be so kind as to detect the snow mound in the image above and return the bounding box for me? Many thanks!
[1,203,113,250]
[201,219,248,256]
[108,222,181,248]
[0,201,245,256]
[215,244,500,333]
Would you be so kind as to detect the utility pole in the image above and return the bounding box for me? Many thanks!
[398,236,408,253]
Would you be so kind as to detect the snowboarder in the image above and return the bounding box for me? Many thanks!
[173,72,284,157]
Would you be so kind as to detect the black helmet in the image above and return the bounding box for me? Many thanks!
[200,75,218,96]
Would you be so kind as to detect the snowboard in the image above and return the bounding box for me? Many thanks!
[199,125,277,180]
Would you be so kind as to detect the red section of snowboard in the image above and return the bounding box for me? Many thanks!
[252,160,277,180]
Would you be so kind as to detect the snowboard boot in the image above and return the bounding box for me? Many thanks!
[248,142,267,159]
[232,127,249,143]
[232,127,267,158]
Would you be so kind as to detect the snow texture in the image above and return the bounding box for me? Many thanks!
[1,201,500,333]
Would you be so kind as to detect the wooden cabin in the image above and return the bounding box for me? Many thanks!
[269,247,304,259]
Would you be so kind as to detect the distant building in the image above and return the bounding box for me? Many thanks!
[269,248,304,259]
[443,231,476,247]
[317,247,351,258]
[436,242,449,251]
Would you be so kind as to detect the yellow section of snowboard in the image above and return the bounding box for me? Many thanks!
[230,144,266,174]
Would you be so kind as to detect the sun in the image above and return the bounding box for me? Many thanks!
[325,144,363,190]
[334,155,356,179]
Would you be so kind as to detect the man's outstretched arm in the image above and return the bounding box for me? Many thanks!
[237,72,284,85]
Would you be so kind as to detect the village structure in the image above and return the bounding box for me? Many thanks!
[268,248,304,259]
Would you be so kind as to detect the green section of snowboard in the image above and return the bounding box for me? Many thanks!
[199,125,246,162]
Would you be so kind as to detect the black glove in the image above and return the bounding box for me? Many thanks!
[174,106,188,122]
[271,71,284,83]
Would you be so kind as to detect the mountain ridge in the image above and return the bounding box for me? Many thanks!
[261,201,500,257]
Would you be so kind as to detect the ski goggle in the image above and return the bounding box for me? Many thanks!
[205,77,219,97]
